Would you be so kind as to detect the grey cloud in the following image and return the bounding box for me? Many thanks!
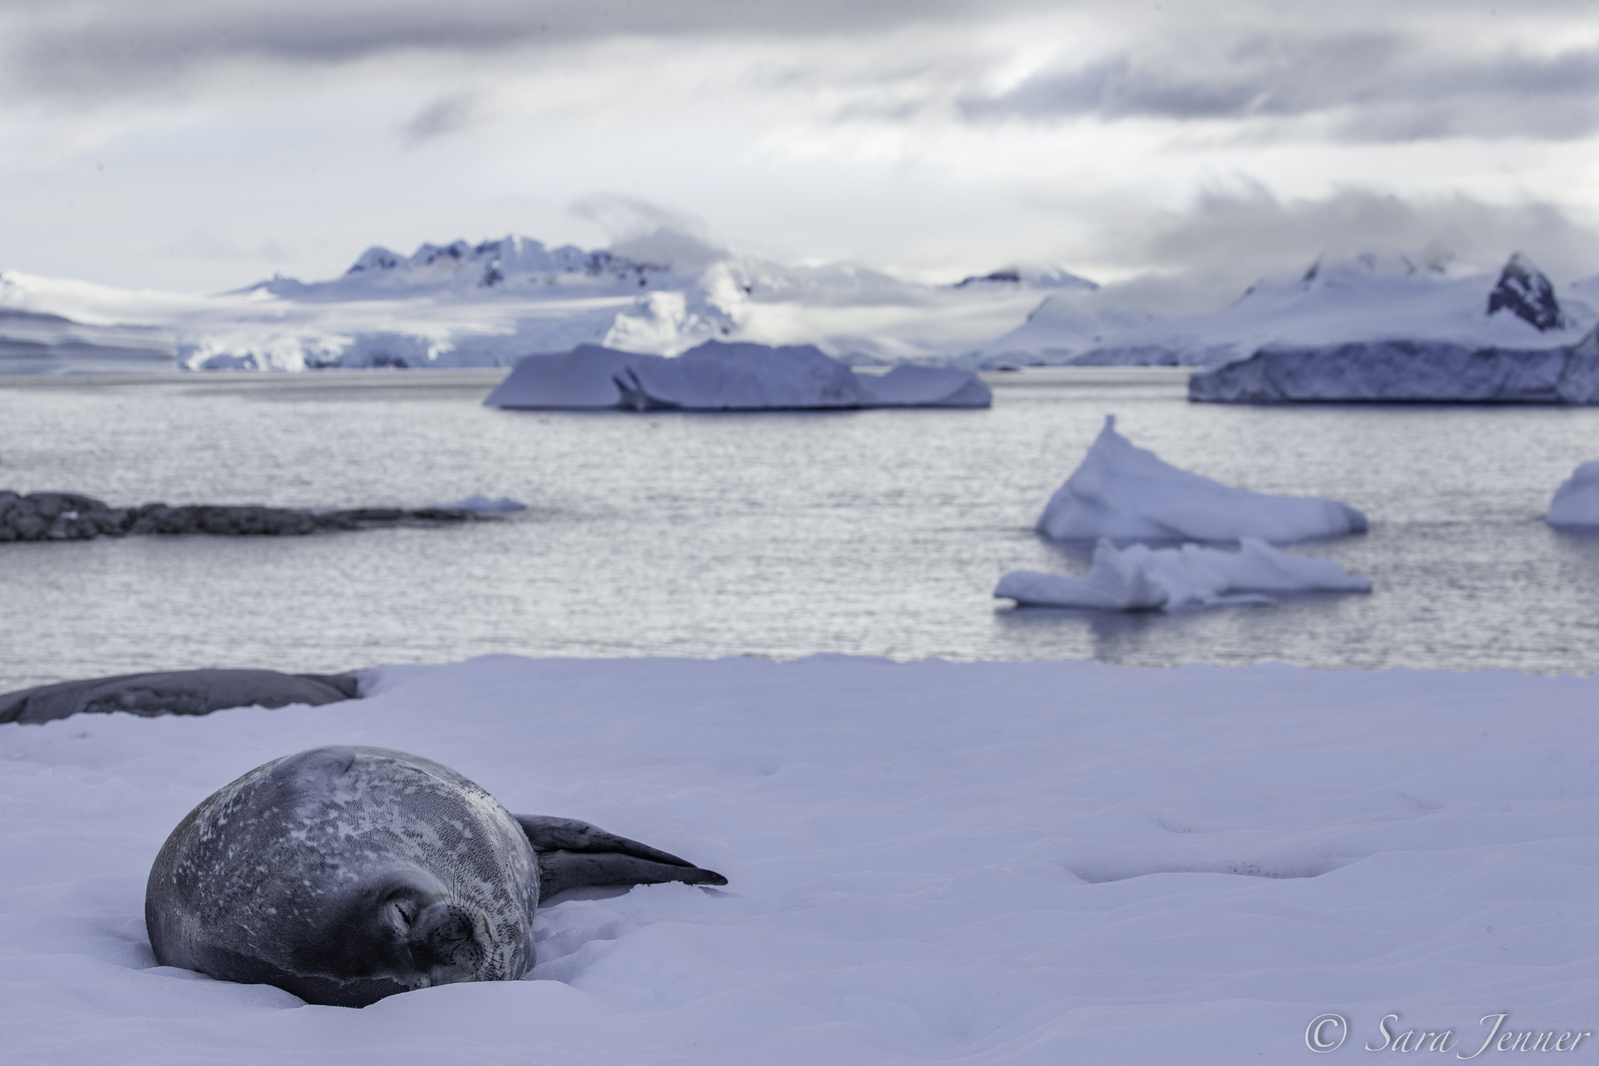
[1082,186,1599,312]
[568,194,710,242]
[565,195,726,270]
[0,0,1010,99]
[962,36,1599,141]
[404,93,477,142]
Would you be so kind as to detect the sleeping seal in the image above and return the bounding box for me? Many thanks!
[145,745,726,1007]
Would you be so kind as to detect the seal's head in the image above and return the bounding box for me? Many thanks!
[294,866,495,991]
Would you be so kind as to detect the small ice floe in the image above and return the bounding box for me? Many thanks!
[1546,461,1599,528]
[1037,415,1366,544]
[432,494,526,512]
[995,538,1372,611]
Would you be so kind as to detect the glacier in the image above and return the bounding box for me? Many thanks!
[1546,461,1599,528]
[0,234,1067,373]
[1036,416,1367,544]
[5,239,1594,376]
[995,537,1371,611]
[971,252,1598,369]
[483,341,991,410]
[0,308,175,374]
[1188,325,1599,404]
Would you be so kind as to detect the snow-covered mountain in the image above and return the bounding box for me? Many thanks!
[969,253,1598,369]
[1,238,1593,374]
[0,235,1075,373]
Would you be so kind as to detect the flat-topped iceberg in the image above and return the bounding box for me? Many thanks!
[995,538,1372,611]
[1547,462,1599,528]
[1037,416,1366,543]
[484,340,991,410]
[1189,326,1599,404]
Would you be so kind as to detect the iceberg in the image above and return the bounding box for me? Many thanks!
[1547,461,1599,528]
[1036,416,1367,543]
[857,363,994,408]
[432,495,526,513]
[484,340,991,410]
[617,342,872,409]
[995,537,1372,611]
[1188,326,1599,404]
[482,345,663,408]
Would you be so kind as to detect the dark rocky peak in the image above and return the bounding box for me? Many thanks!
[1487,252,1566,331]
[345,247,404,275]
[956,269,1022,287]
[411,241,471,267]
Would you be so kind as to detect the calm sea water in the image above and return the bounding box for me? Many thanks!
[3,369,1599,691]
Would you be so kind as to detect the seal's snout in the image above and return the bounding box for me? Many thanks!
[412,901,491,981]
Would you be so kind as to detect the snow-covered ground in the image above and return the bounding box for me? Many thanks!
[1,654,1595,1064]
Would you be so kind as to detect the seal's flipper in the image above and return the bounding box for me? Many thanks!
[536,849,728,900]
[513,815,698,868]
[515,815,727,897]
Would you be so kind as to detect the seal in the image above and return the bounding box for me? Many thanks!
[145,745,726,1007]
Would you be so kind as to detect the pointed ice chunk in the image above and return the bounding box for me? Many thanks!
[1546,461,1599,528]
[1036,416,1366,544]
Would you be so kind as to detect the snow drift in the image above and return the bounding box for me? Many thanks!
[1036,416,1367,543]
[995,538,1371,611]
[2,654,1596,1064]
[1188,326,1599,404]
[1546,461,1599,528]
[483,341,991,410]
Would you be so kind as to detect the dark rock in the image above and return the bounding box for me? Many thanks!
[324,508,408,524]
[1487,252,1566,332]
[0,668,362,725]
[0,492,495,542]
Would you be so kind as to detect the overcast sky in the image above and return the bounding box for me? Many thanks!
[1,0,1595,302]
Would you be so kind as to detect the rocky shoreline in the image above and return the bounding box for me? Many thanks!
[0,490,492,542]
[0,668,361,725]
